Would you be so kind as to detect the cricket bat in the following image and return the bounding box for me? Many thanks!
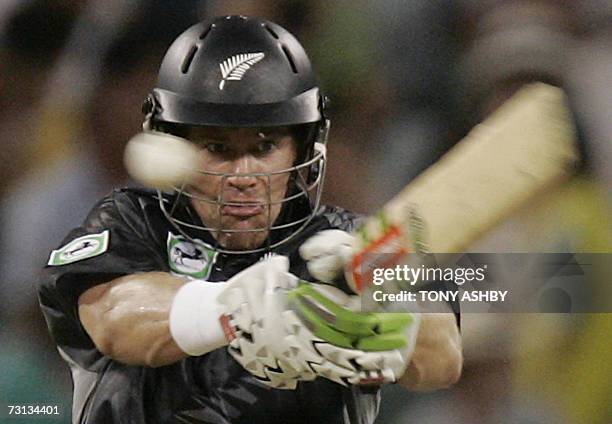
[348,83,580,294]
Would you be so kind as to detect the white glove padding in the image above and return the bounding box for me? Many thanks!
[216,256,304,389]
[217,257,419,389]
[299,229,355,284]
[218,256,365,389]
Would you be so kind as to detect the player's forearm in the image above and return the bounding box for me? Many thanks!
[79,272,189,367]
[398,313,462,391]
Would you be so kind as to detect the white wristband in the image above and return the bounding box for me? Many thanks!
[169,280,229,356]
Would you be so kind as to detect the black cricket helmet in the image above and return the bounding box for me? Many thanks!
[141,15,329,254]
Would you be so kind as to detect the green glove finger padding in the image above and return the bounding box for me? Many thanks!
[289,296,357,349]
[287,283,413,351]
[355,331,409,351]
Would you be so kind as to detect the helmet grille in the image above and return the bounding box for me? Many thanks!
[263,23,279,39]
[199,24,213,40]
[281,45,298,74]
[181,45,198,74]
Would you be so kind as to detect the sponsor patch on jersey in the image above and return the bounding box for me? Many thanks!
[48,230,110,266]
[167,233,217,279]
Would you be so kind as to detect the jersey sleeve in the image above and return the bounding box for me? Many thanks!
[38,190,167,370]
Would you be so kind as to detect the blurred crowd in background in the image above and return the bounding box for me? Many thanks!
[0,1,610,423]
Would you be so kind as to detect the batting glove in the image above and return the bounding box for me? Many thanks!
[284,282,421,386]
[299,229,358,292]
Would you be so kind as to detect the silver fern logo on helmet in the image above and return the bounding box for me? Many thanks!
[219,52,265,90]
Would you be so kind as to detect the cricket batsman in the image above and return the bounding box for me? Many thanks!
[39,16,461,423]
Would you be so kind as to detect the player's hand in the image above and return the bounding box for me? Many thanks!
[216,256,420,389]
[280,283,420,386]
[216,256,305,389]
[299,229,355,286]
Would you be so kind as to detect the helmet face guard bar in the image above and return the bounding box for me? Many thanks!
[158,122,329,254]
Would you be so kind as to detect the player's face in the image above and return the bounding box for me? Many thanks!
[185,126,298,250]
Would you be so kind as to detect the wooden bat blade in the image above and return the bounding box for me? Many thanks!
[350,83,579,294]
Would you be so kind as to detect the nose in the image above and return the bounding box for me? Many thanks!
[225,155,259,191]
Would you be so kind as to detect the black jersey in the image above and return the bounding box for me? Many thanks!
[39,188,380,424]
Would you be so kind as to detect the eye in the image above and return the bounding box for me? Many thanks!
[204,142,227,154]
[257,140,277,154]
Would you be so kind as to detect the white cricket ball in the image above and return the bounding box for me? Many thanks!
[124,131,200,190]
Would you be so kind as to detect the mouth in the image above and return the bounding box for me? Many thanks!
[221,201,265,218]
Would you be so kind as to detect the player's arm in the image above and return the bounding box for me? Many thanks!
[78,272,189,368]
[398,312,462,390]
[44,193,232,369]
[78,256,301,370]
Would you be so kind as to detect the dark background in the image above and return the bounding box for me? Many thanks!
[0,1,610,423]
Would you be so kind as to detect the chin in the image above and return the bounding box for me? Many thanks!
[215,217,268,250]
[218,232,269,251]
